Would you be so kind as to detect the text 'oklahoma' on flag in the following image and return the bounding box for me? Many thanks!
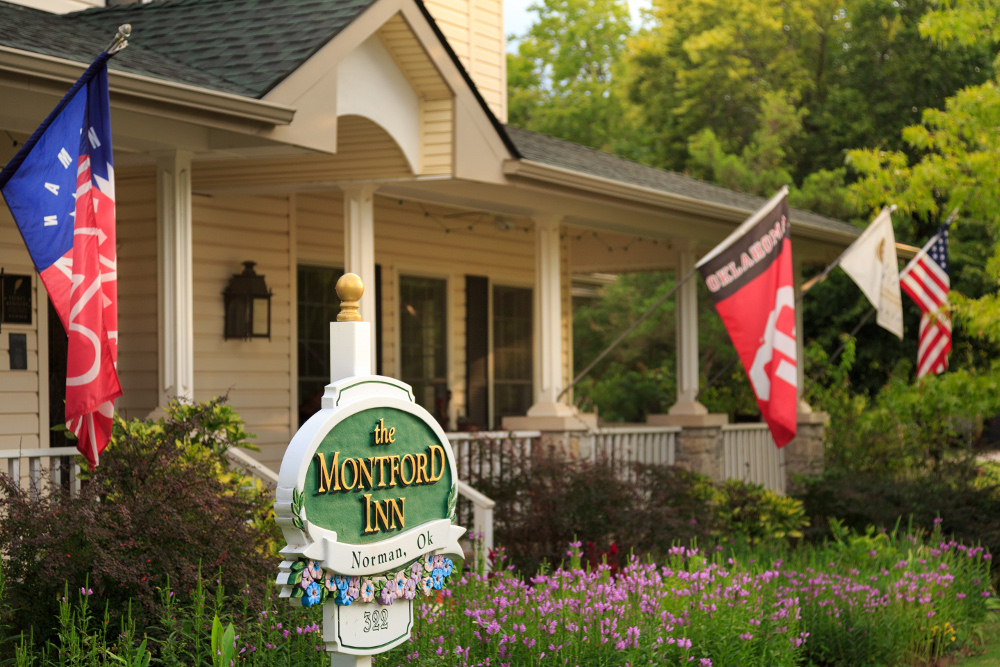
[901,225,951,379]
[0,50,122,468]
[697,187,797,447]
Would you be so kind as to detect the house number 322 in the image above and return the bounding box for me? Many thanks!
[363,609,389,632]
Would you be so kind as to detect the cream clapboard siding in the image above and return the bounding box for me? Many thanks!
[423,0,506,122]
[191,193,293,472]
[422,99,453,175]
[296,193,540,426]
[470,0,505,120]
[115,167,159,421]
[0,207,42,450]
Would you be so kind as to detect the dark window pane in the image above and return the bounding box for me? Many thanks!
[400,276,448,428]
[297,265,343,426]
[492,285,532,427]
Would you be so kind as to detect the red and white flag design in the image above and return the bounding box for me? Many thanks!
[900,226,950,379]
[697,188,798,447]
[0,53,121,468]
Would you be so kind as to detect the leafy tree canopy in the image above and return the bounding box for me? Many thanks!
[507,0,634,152]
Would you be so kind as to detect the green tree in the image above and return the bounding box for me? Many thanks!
[507,0,634,151]
[628,0,993,181]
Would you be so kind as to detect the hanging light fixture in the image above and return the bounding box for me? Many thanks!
[223,261,272,340]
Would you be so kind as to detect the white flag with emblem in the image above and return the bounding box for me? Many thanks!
[839,208,903,339]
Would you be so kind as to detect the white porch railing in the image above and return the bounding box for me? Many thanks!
[0,445,499,560]
[721,423,786,494]
[447,430,542,487]
[584,424,679,472]
[0,446,80,498]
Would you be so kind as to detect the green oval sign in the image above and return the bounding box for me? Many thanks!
[303,407,454,544]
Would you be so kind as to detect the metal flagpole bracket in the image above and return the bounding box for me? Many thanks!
[106,24,131,54]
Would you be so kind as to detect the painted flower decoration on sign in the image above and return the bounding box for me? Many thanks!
[280,556,458,607]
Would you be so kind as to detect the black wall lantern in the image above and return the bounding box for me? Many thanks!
[223,261,272,340]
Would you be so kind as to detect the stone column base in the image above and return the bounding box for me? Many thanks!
[649,413,729,482]
[784,411,829,489]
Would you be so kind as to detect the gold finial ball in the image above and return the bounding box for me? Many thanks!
[336,273,364,322]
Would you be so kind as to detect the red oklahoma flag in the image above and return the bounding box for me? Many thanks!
[697,188,797,447]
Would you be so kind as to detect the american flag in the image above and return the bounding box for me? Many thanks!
[900,226,950,379]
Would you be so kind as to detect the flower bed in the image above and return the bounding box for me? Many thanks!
[385,523,993,666]
[8,524,993,666]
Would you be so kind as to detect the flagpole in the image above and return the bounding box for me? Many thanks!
[558,187,792,402]
[105,24,131,54]
[700,207,961,397]
[0,25,131,189]
[799,205,897,294]
[556,267,699,401]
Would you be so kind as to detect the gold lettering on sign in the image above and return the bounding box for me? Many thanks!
[400,454,417,486]
[315,452,341,493]
[373,418,396,444]
[429,445,446,482]
[363,494,407,534]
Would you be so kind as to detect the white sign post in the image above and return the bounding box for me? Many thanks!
[274,274,465,666]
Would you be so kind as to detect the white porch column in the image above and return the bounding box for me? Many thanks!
[156,151,194,404]
[669,242,707,416]
[648,241,726,431]
[342,184,378,368]
[503,215,595,431]
[528,215,571,417]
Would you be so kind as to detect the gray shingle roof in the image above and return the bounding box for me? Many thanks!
[0,0,860,237]
[504,126,861,236]
[0,0,378,97]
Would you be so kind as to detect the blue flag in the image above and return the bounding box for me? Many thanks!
[0,51,121,467]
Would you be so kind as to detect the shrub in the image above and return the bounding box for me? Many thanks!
[805,339,1000,476]
[797,459,1000,582]
[466,438,809,574]
[713,479,809,543]
[467,439,719,574]
[0,397,279,649]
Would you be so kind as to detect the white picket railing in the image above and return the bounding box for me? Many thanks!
[721,423,786,494]
[585,424,679,473]
[447,430,542,488]
[0,445,499,559]
[0,446,80,499]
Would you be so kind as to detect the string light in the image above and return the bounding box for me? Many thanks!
[392,199,671,253]
[560,231,670,254]
[394,199,533,235]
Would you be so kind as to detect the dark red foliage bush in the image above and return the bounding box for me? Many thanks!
[0,398,279,645]
[462,437,717,575]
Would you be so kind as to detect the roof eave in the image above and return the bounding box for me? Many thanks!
[0,46,296,125]
[504,158,862,246]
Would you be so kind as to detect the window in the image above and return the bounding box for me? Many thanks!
[492,285,533,426]
[399,275,448,428]
[297,265,342,425]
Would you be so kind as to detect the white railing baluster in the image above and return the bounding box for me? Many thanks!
[8,457,20,487]
[721,424,784,494]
